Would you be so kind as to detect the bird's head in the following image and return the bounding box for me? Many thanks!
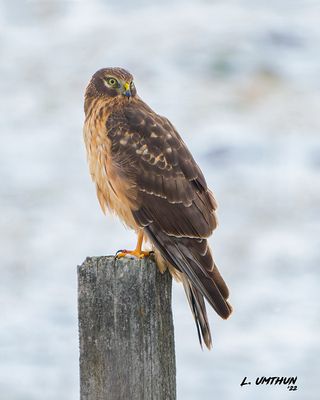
[85,67,137,100]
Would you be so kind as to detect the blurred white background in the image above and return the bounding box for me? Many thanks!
[1,0,319,399]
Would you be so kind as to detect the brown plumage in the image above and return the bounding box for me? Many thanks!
[83,67,232,349]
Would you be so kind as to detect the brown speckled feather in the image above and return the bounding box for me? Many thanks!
[83,67,232,349]
[106,97,232,344]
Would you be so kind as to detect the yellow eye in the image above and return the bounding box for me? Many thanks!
[106,77,118,87]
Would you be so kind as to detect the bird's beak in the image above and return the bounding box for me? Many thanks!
[123,82,131,98]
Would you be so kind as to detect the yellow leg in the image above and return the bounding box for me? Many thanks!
[116,231,151,259]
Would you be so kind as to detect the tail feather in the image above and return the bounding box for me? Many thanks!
[145,224,232,348]
[182,275,212,349]
[146,224,232,318]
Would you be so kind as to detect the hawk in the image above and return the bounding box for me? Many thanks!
[83,67,232,349]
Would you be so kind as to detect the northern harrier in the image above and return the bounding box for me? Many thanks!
[83,67,232,349]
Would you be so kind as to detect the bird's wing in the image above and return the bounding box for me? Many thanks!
[107,100,232,322]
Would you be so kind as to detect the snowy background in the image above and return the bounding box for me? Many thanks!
[1,0,320,399]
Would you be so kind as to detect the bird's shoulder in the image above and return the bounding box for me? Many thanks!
[106,98,203,182]
[105,97,218,235]
[106,97,176,142]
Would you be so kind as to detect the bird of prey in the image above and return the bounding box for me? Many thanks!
[83,67,232,349]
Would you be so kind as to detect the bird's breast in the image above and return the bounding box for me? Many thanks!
[83,98,138,230]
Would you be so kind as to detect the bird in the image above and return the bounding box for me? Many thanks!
[83,67,232,349]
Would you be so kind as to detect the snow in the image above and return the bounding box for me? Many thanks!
[1,1,319,399]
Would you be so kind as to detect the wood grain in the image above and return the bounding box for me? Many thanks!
[78,256,176,400]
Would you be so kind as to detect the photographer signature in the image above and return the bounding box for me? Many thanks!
[241,376,297,391]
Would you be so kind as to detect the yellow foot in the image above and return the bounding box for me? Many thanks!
[116,249,152,259]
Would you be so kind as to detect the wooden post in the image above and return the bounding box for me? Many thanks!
[78,256,176,400]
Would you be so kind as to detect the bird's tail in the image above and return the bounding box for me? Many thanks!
[181,275,212,349]
[154,249,212,348]
[146,226,232,349]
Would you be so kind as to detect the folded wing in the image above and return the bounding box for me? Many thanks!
[106,99,232,347]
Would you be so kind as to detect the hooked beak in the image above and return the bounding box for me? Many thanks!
[123,82,131,98]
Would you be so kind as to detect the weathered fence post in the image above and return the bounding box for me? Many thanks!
[78,256,176,400]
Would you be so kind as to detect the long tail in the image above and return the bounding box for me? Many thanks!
[145,225,232,348]
[181,275,212,349]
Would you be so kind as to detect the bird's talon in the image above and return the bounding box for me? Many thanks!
[116,251,127,259]
[115,249,151,259]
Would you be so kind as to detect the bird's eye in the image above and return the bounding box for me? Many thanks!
[106,77,118,87]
